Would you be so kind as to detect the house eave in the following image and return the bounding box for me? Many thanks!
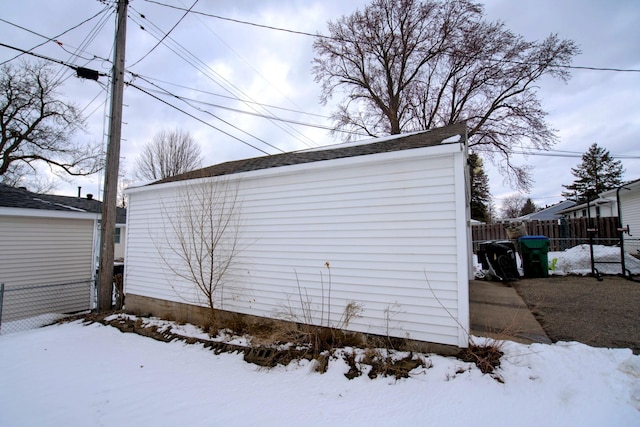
[0,207,101,220]
[126,137,466,196]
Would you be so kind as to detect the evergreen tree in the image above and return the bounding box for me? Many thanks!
[469,153,491,222]
[520,198,537,216]
[561,143,624,201]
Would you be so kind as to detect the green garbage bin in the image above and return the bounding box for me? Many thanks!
[518,236,550,278]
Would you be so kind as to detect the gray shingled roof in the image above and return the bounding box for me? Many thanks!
[0,183,127,223]
[518,200,577,221]
[152,122,467,185]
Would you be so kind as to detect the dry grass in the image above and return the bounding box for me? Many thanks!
[458,342,504,376]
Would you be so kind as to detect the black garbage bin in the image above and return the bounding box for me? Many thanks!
[477,240,519,281]
[518,236,550,278]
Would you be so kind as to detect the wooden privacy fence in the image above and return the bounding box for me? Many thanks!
[472,217,621,252]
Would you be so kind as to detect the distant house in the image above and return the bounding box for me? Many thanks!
[559,198,617,219]
[600,178,640,256]
[124,123,473,349]
[33,191,128,260]
[518,200,576,221]
[0,183,127,296]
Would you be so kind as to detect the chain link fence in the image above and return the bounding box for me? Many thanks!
[473,237,640,279]
[0,279,94,335]
[547,238,640,277]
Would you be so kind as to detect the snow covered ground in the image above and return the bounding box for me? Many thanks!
[1,245,639,425]
[474,244,640,278]
[0,320,638,426]
[547,244,640,276]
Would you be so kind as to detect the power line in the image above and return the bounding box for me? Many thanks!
[143,0,640,74]
[128,9,321,149]
[143,0,330,39]
[129,0,199,68]
[0,42,109,78]
[132,74,286,153]
[130,78,365,135]
[477,147,640,160]
[177,0,325,146]
[0,6,112,66]
[127,81,273,155]
[130,8,319,148]
[0,19,99,62]
[52,8,115,86]
[137,75,330,118]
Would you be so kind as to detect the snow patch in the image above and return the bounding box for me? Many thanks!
[0,321,638,425]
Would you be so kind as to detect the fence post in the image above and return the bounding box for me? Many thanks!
[0,283,4,333]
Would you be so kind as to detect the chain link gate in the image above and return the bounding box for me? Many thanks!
[0,279,94,335]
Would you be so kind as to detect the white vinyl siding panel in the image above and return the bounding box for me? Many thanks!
[620,189,640,255]
[114,225,126,260]
[0,215,95,287]
[125,145,469,346]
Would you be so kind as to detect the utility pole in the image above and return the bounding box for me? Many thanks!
[98,0,128,312]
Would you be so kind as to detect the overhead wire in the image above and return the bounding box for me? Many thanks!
[126,13,285,152]
[143,0,640,74]
[127,81,272,155]
[138,75,330,118]
[129,8,318,149]
[51,5,115,86]
[128,8,321,149]
[176,0,321,147]
[128,0,199,68]
[128,76,367,135]
[144,0,331,40]
[0,6,112,66]
[0,42,110,78]
[477,147,640,159]
[132,73,286,153]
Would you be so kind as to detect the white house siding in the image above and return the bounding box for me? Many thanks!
[619,185,640,256]
[0,214,96,287]
[114,225,126,260]
[125,143,470,347]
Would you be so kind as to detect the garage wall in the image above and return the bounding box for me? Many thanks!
[125,143,470,347]
[0,213,97,287]
[620,183,640,255]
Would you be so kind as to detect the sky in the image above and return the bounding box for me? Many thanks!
[1,318,639,426]
[1,0,639,210]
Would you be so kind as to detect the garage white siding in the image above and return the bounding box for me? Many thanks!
[126,139,470,347]
[601,180,640,258]
[0,213,97,286]
[619,183,640,256]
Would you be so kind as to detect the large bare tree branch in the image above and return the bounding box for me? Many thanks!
[0,61,101,186]
[313,0,579,189]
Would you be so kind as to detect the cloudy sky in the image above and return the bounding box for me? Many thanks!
[2,0,639,210]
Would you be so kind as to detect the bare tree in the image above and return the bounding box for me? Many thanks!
[312,0,579,189]
[500,193,526,219]
[158,179,241,324]
[134,129,203,181]
[0,61,101,183]
[0,162,58,193]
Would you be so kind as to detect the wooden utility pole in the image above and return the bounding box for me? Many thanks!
[98,0,128,312]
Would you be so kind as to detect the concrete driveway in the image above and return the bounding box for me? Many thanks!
[469,280,551,344]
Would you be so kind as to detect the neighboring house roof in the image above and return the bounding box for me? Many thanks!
[558,197,614,216]
[0,183,127,223]
[517,200,576,221]
[151,122,467,185]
